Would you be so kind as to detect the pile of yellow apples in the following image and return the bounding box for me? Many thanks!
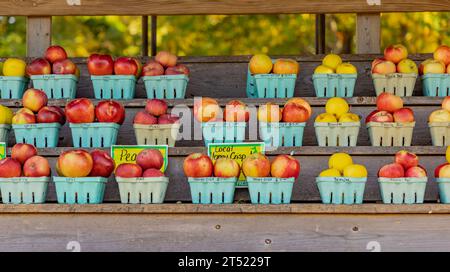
[314,53,357,74]
[315,97,360,123]
[319,153,368,178]
[249,54,299,75]
[0,58,27,77]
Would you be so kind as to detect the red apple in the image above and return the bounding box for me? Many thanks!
[372,60,396,74]
[158,114,180,124]
[395,150,419,170]
[384,44,408,64]
[213,158,241,178]
[145,99,168,117]
[376,92,404,113]
[134,110,158,125]
[87,54,114,76]
[223,100,249,122]
[183,153,213,178]
[37,106,66,125]
[393,108,415,123]
[115,163,143,178]
[89,149,115,177]
[371,57,386,70]
[65,98,95,123]
[23,156,51,177]
[26,58,51,76]
[143,168,165,177]
[242,153,271,178]
[282,103,309,123]
[57,149,93,177]
[142,61,164,76]
[0,158,22,178]
[132,57,142,77]
[52,59,77,75]
[434,45,450,66]
[439,164,450,178]
[366,110,394,123]
[165,64,190,76]
[114,57,138,76]
[23,88,48,113]
[270,154,301,178]
[136,149,164,170]
[12,109,36,124]
[155,51,177,68]
[405,166,427,178]
[435,163,450,177]
[45,45,67,63]
[378,163,405,178]
[95,100,125,124]
[11,143,37,165]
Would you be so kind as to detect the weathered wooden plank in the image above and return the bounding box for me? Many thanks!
[0,213,450,251]
[356,13,380,54]
[0,0,448,16]
[26,16,52,58]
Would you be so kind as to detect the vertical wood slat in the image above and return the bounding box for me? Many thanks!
[315,14,326,54]
[151,16,157,56]
[356,13,381,54]
[26,16,52,57]
[142,16,149,56]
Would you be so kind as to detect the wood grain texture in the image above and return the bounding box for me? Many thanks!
[1,213,450,251]
[26,16,51,57]
[0,0,448,15]
[356,13,380,54]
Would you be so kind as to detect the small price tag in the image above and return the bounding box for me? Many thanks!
[208,142,265,187]
[111,145,169,172]
[0,142,5,159]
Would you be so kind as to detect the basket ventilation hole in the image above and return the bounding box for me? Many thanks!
[61,88,64,98]
[32,192,35,203]
[391,137,394,146]
[325,137,329,147]
[166,138,169,145]
[150,192,153,204]
[330,192,333,203]
[257,192,261,204]
[354,192,357,203]
[443,135,446,146]
[222,192,225,203]
[342,192,345,203]
[64,192,66,203]
[50,88,54,98]
[139,192,142,203]
[8,192,11,203]
[155,138,158,145]
[344,87,348,97]
[281,192,284,203]
[393,86,396,93]
[198,192,201,203]
[334,87,337,96]
[144,138,148,145]
[402,193,406,204]
[269,192,272,203]
[402,137,406,146]
[75,192,78,203]
[324,87,327,96]
[415,192,417,203]
[45,137,48,147]
[127,192,130,203]
[101,137,104,147]
[90,137,93,148]
[110,88,114,98]
[33,137,37,147]
[78,137,82,147]
[210,192,213,203]
[121,89,124,98]
[390,192,394,203]
[86,192,90,203]
[20,192,23,203]
[336,137,339,146]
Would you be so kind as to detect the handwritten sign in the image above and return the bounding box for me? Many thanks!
[111,145,169,172]
[208,142,265,187]
[0,142,5,159]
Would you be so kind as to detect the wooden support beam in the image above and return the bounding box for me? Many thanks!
[26,16,52,57]
[315,14,326,54]
[151,16,157,56]
[356,13,381,54]
[141,16,148,56]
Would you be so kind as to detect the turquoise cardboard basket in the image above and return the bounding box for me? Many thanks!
[201,122,246,147]
[436,178,450,203]
[188,177,236,204]
[53,176,108,204]
[246,177,295,204]
[0,124,10,144]
[246,73,297,98]
[422,74,450,96]
[13,123,61,148]
[316,177,367,204]
[70,122,120,148]
[143,75,188,99]
[378,177,427,204]
[0,177,49,204]
[259,122,306,147]
[31,74,78,99]
[0,76,29,99]
[116,176,169,204]
[312,73,357,97]
[91,75,136,99]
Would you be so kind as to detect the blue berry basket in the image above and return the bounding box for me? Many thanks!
[316,176,367,204]
[143,75,188,99]
[201,122,246,147]
[70,122,120,148]
[0,124,10,143]
[312,74,357,97]
[0,76,29,99]
[246,177,295,204]
[188,177,236,204]
[116,176,169,204]
[436,178,450,203]
[12,123,61,148]
[31,74,78,99]
[422,74,450,96]
[378,177,427,204]
[91,75,136,99]
[259,122,306,147]
[0,177,49,204]
[53,176,108,204]
[314,122,360,147]
[246,67,297,98]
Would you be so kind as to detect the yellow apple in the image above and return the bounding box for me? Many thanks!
[429,109,450,122]
[314,65,334,74]
[249,54,273,74]
[336,63,357,74]
[322,54,342,70]
[315,113,338,123]
[319,168,341,177]
[423,60,446,74]
[397,58,418,74]
[339,113,360,122]
[343,164,368,178]
[325,97,349,119]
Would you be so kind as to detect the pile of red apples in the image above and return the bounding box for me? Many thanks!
[134,99,180,125]
[372,44,417,75]
[0,144,50,178]
[115,149,166,178]
[57,149,115,178]
[65,98,125,124]
[27,45,79,76]
[378,150,427,178]
[366,93,414,123]
[142,51,190,77]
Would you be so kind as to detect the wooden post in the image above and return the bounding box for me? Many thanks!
[356,13,380,53]
[315,14,326,54]
[142,16,149,56]
[151,16,157,56]
[26,16,52,57]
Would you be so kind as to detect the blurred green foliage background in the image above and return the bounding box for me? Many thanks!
[0,13,448,57]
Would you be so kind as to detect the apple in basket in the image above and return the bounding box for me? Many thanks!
[0,158,22,178]
[435,163,450,177]
[372,60,396,74]
[134,110,158,125]
[214,158,241,178]
[378,163,405,178]
[384,44,408,64]
[37,106,66,125]
[282,102,309,123]
[95,100,126,124]
[442,97,450,112]
[114,57,138,76]
[145,99,168,117]
[155,51,177,68]
[194,97,222,123]
[422,59,446,74]
[224,100,249,122]
[23,156,51,177]
[115,163,143,178]
[45,45,68,63]
[65,98,95,123]
[158,114,180,124]
[429,109,450,122]
[365,110,393,123]
[405,166,427,178]
[87,54,114,76]
[12,108,36,124]
[89,150,115,178]
[242,153,271,178]
[272,59,299,75]
[142,61,164,76]
[57,149,94,178]
[393,108,414,123]
[437,163,450,178]
[434,45,450,66]
[132,57,142,77]
[183,153,213,178]
[286,98,312,118]
[26,58,51,76]
[376,93,403,113]
[143,168,165,177]
[165,64,190,76]
[395,150,419,170]
[53,59,77,75]
[11,143,37,165]
[136,149,164,170]
[23,88,48,113]
[257,103,282,123]
[270,155,300,179]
